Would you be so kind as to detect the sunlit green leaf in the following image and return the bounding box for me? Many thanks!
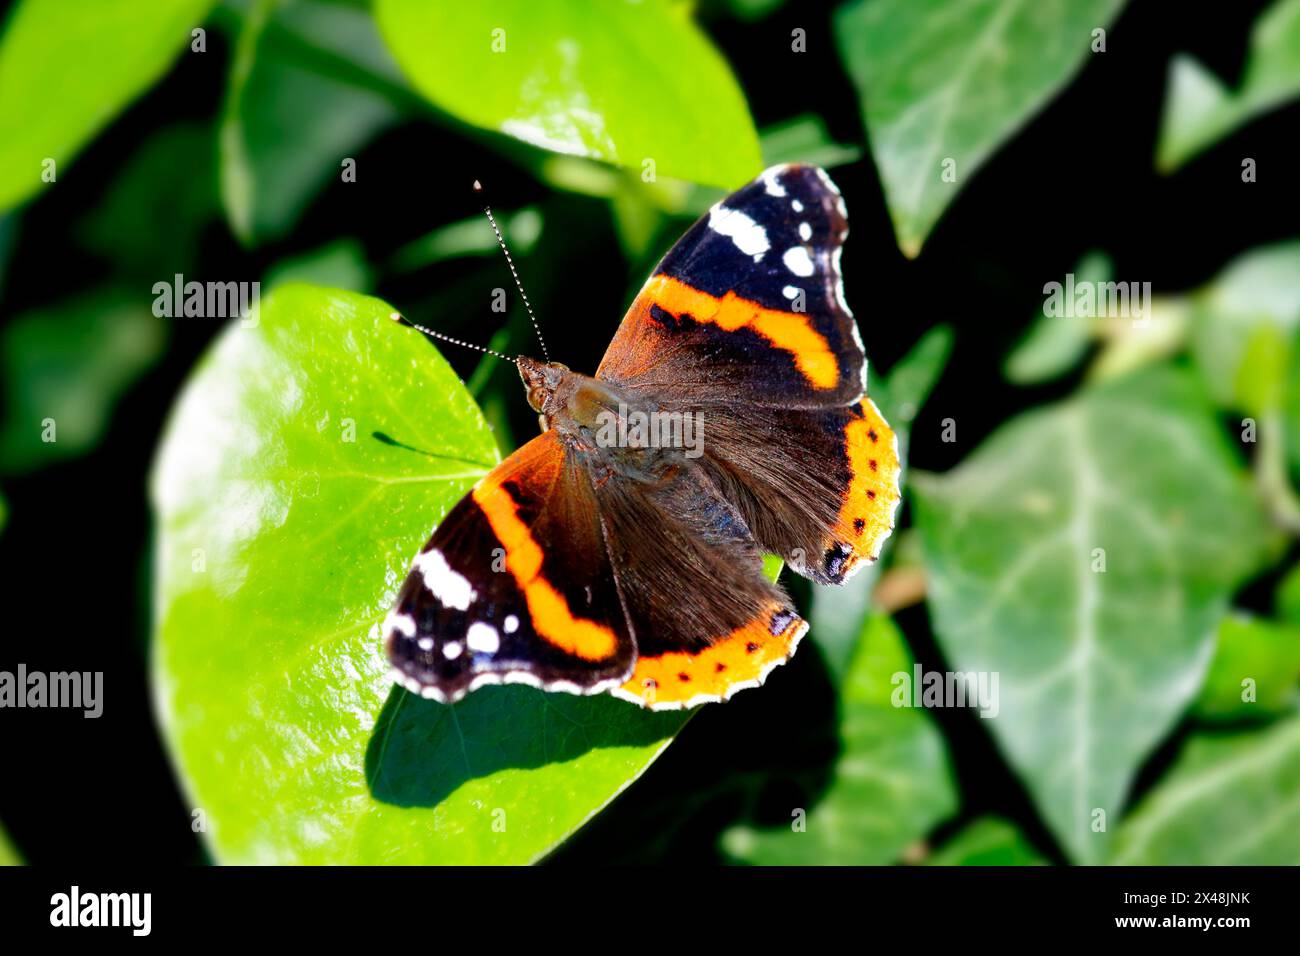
[152,284,690,864]
[1112,714,1300,864]
[926,816,1046,865]
[374,0,762,189]
[913,366,1268,862]
[0,0,216,213]
[721,612,957,864]
[835,0,1125,256]
[1156,0,1300,171]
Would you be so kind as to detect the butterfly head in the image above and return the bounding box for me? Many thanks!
[517,356,570,413]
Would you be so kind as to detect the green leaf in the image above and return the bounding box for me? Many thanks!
[373,0,762,189]
[912,366,1268,863]
[835,0,1126,257]
[151,285,689,863]
[1156,0,1300,172]
[389,207,543,273]
[77,123,218,276]
[0,820,20,865]
[760,114,863,170]
[1005,251,1111,385]
[1196,612,1300,720]
[264,238,373,293]
[1186,241,1300,415]
[0,0,216,214]
[0,289,167,472]
[1277,561,1300,622]
[221,0,405,244]
[926,816,1046,865]
[721,613,957,864]
[1112,715,1300,864]
[810,326,952,679]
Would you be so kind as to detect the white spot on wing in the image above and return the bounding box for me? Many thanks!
[413,549,476,610]
[760,167,787,197]
[783,246,814,277]
[504,614,520,634]
[798,222,812,241]
[791,199,804,212]
[384,612,415,638]
[466,622,500,654]
[782,285,800,300]
[443,641,463,660]
[708,203,769,261]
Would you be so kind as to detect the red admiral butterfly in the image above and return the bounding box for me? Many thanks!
[385,164,900,710]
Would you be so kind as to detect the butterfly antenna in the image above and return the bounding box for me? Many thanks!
[475,180,549,361]
[389,311,517,364]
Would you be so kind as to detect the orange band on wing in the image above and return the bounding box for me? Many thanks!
[646,275,839,390]
[614,604,807,709]
[473,478,619,662]
[830,398,902,577]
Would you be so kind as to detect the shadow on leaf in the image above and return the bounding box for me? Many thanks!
[365,683,687,807]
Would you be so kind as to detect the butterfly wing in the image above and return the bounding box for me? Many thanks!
[597,163,864,409]
[598,164,900,584]
[593,460,806,709]
[385,429,635,703]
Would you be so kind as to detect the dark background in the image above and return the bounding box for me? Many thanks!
[1,0,1295,864]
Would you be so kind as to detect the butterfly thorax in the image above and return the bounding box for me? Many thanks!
[517,356,685,478]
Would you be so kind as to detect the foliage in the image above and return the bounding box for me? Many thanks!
[0,0,1297,867]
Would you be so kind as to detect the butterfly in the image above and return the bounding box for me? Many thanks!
[384,164,900,710]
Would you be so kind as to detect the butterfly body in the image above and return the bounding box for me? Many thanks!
[386,164,902,710]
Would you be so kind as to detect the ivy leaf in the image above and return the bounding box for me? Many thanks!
[720,612,957,864]
[810,325,952,680]
[0,0,216,214]
[151,285,687,864]
[1156,0,1300,172]
[221,0,405,245]
[926,817,1046,865]
[1112,715,1300,864]
[912,366,1268,863]
[835,0,1126,257]
[1005,251,1111,385]
[1196,612,1300,720]
[1185,241,1300,416]
[373,0,762,189]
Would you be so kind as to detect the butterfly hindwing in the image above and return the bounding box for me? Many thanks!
[697,397,902,584]
[598,163,900,585]
[592,460,806,709]
[385,430,635,703]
